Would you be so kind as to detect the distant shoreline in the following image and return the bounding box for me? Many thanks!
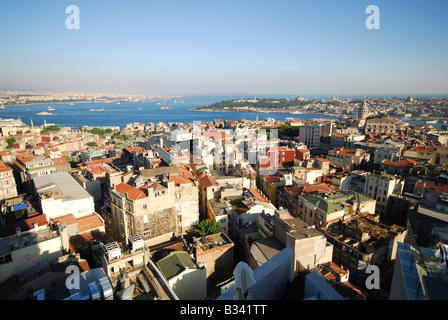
[2,101,88,107]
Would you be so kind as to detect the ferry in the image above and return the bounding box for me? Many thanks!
[160,106,172,110]
[48,106,55,111]
[90,108,105,112]
[37,111,52,115]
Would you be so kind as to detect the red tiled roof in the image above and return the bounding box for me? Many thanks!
[53,156,69,166]
[248,188,269,203]
[408,146,436,152]
[69,230,110,253]
[0,161,12,172]
[382,159,418,167]
[0,214,48,238]
[415,181,448,194]
[200,174,218,188]
[171,174,193,186]
[124,146,144,154]
[116,182,148,200]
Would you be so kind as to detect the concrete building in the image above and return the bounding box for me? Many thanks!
[298,190,376,228]
[402,146,438,165]
[273,217,333,272]
[299,122,335,148]
[320,215,406,292]
[0,213,64,285]
[157,251,206,300]
[327,148,370,170]
[109,169,198,244]
[33,172,95,220]
[191,232,234,288]
[12,152,56,192]
[364,171,405,217]
[218,247,295,300]
[364,117,397,134]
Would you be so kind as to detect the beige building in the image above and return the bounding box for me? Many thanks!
[364,117,397,134]
[109,171,198,244]
[364,171,404,216]
[0,162,18,200]
[192,232,234,287]
[298,190,376,228]
[274,217,333,272]
[327,148,369,170]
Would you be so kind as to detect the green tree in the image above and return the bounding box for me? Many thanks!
[6,137,16,149]
[196,219,223,237]
[87,141,98,147]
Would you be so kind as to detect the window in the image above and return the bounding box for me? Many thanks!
[176,193,181,199]
[143,214,148,224]
[143,230,151,237]
[143,204,147,210]
[176,203,181,211]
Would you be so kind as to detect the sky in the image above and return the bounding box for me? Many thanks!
[0,0,447,96]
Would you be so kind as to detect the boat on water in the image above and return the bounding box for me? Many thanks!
[90,108,105,112]
[48,106,55,111]
[426,120,438,124]
[160,106,172,110]
[37,111,52,115]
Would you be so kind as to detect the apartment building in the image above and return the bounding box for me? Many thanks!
[327,148,369,170]
[297,190,376,228]
[364,117,397,134]
[0,161,18,200]
[109,171,198,244]
[12,152,56,192]
[364,171,405,216]
[299,122,334,148]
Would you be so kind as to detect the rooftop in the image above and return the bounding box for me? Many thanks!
[34,172,93,202]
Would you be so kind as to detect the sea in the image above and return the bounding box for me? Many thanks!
[0,94,339,129]
[1,93,445,129]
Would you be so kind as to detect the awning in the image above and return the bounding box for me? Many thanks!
[10,201,29,212]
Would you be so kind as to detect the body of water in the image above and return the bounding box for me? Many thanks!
[0,94,339,129]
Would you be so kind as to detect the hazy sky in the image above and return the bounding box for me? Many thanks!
[1,0,447,96]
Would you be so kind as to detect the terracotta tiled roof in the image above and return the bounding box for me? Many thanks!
[415,181,448,194]
[382,159,418,167]
[0,161,12,172]
[200,174,218,188]
[0,214,48,238]
[116,182,148,200]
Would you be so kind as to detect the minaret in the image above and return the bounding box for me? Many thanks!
[30,117,34,129]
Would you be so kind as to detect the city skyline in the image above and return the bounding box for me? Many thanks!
[1,0,448,96]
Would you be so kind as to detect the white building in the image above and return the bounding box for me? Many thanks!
[33,172,95,220]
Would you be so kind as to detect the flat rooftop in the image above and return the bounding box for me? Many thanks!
[33,172,92,202]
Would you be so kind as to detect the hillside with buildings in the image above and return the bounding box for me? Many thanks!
[0,99,447,301]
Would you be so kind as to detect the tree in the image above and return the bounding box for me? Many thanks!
[87,141,98,147]
[196,219,223,237]
[6,137,16,149]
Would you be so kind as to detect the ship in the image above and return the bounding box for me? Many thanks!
[90,108,105,112]
[160,106,172,110]
[426,120,438,124]
[48,106,55,111]
[37,111,52,115]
